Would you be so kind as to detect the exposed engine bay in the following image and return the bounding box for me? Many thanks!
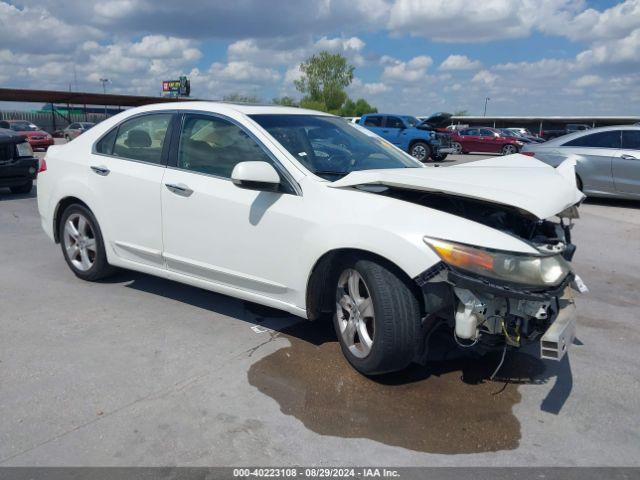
[373,186,580,363]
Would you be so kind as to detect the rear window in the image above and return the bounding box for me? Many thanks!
[563,130,621,148]
[363,116,383,127]
[621,130,640,150]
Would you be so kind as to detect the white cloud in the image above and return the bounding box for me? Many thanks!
[439,54,481,70]
[472,70,499,85]
[382,55,433,82]
[574,74,603,88]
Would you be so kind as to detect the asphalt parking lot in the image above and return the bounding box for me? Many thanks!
[1,153,639,466]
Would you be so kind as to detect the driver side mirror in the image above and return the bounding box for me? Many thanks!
[231,161,281,192]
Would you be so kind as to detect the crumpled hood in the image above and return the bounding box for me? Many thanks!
[328,154,585,220]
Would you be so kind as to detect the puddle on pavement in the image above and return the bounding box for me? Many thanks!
[248,320,547,454]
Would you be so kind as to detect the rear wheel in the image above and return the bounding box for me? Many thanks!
[59,204,115,281]
[409,141,431,162]
[9,181,32,194]
[333,257,421,375]
[502,144,518,155]
[434,154,447,162]
[452,142,463,154]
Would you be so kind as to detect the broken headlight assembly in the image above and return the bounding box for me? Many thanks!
[423,237,571,288]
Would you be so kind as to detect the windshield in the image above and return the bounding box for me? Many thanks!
[10,122,38,132]
[250,114,422,179]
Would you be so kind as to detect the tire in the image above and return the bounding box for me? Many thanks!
[59,204,115,281]
[501,144,518,155]
[409,141,431,162]
[333,256,422,376]
[9,181,32,194]
[64,135,70,142]
[452,142,463,154]
[434,154,447,162]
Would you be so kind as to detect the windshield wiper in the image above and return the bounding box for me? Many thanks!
[312,170,350,176]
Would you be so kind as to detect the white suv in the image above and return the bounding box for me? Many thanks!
[37,102,584,375]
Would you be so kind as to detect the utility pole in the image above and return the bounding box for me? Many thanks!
[483,97,490,117]
[99,78,110,117]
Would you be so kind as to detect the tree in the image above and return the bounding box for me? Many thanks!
[295,51,354,112]
[453,109,468,116]
[339,98,377,117]
[223,93,261,103]
[353,98,377,116]
[272,96,297,106]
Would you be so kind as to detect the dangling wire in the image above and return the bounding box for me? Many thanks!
[490,343,507,380]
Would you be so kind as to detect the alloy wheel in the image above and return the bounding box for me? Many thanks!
[452,142,462,154]
[503,144,516,155]
[63,213,97,271]
[411,144,428,161]
[336,269,375,358]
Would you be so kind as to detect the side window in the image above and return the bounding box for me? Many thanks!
[385,116,404,129]
[177,115,272,178]
[480,129,495,137]
[465,128,478,136]
[364,116,382,127]
[68,123,78,129]
[95,127,118,155]
[621,130,640,150]
[563,130,621,148]
[112,113,172,164]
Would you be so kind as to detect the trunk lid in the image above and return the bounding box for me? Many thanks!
[328,154,585,220]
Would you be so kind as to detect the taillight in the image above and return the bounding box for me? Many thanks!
[521,151,535,157]
[38,158,47,173]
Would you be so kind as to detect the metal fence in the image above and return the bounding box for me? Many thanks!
[0,110,111,134]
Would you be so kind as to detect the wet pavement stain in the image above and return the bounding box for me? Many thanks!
[248,320,548,454]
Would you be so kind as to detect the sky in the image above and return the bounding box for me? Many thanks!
[0,0,639,116]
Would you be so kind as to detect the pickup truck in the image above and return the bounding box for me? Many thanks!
[0,121,39,194]
[541,123,591,140]
[358,112,454,162]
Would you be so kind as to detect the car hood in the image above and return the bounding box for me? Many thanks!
[328,154,585,220]
[419,112,452,128]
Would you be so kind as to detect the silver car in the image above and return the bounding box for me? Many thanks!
[522,125,640,199]
[63,122,95,141]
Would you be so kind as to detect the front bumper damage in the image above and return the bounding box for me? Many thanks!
[414,263,578,361]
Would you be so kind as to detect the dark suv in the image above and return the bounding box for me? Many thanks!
[0,121,40,194]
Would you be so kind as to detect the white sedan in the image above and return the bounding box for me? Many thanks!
[37,102,584,375]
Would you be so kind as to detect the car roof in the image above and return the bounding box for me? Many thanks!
[120,101,334,117]
[542,124,640,145]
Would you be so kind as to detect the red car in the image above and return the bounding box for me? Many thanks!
[450,127,525,155]
[7,120,54,150]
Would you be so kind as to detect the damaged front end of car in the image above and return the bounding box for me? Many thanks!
[410,197,582,363]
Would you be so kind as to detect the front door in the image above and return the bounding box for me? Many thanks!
[160,113,303,302]
[613,129,640,195]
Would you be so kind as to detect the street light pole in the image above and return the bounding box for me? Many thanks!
[99,78,110,117]
[483,97,490,117]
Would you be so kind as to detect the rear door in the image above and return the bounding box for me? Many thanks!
[612,129,640,195]
[381,116,407,147]
[361,115,385,138]
[561,130,620,194]
[88,112,174,268]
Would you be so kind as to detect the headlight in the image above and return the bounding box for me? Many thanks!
[423,237,571,287]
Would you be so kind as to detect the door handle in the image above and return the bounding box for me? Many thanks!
[90,165,110,176]
[165,183,193,197]
[621,154,637,160]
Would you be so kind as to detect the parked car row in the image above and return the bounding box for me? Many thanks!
[0,119,96,150]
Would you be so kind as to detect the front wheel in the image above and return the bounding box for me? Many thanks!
[434,154,447,162]
[333,257,422,376]
[10,181,32,194]
[502,144,518,155]
[452,142,463,154]
[409,141,431,162]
